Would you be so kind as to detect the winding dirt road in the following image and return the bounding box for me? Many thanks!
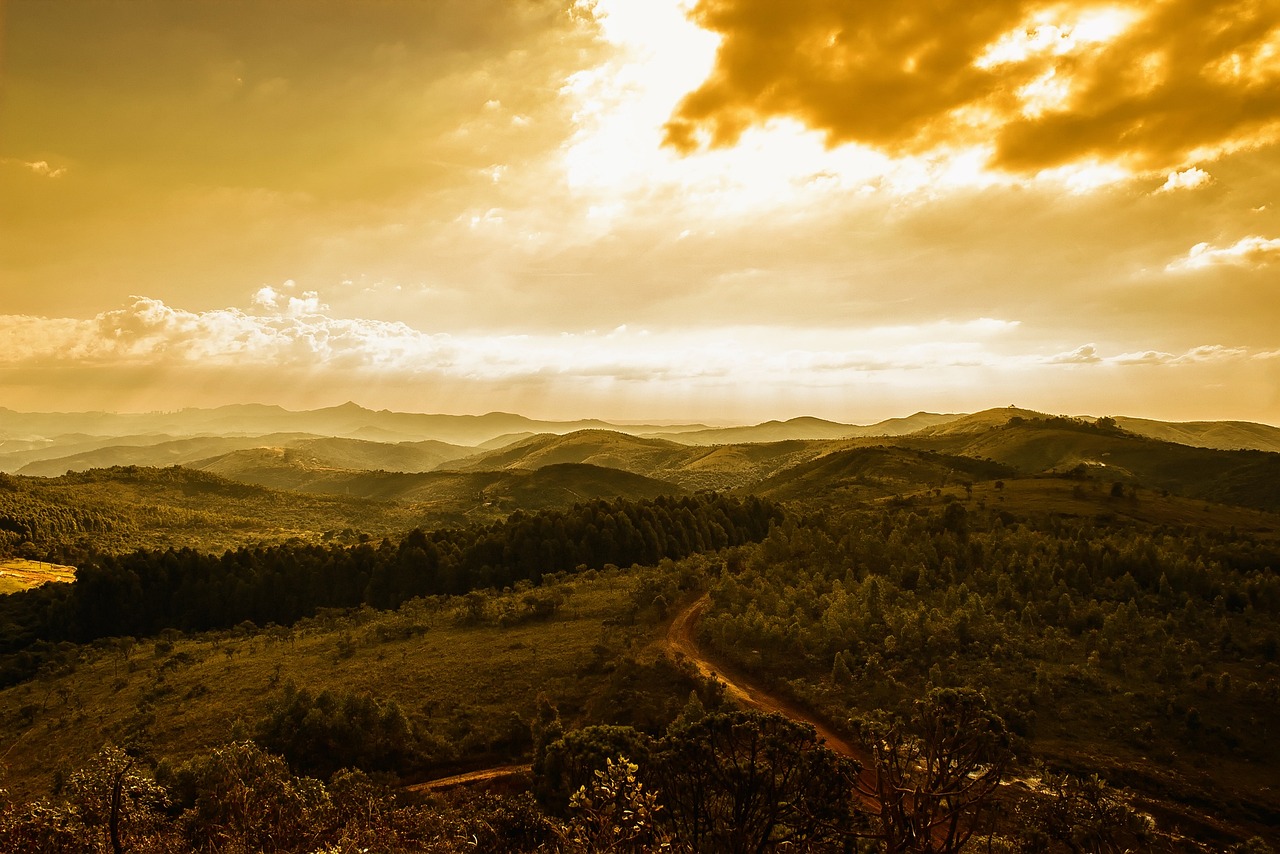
[409,594,874,795]
[666,594,877,784]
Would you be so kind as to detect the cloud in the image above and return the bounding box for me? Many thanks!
[1047,342,1252,366]
[1166,235,1280,271]
[664,0,1280,174]
[24,160,67,179]
[1049,343,1102,364]
[1,159,68,179]
[0,294,1030,385]
[252,281,328,316]
[1157,167,1213,192]
[2,296,1276,423]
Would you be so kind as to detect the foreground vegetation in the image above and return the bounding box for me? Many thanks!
[1,411,1279,850]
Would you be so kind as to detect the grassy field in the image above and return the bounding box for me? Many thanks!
[0,559,77,595]
[918,475,1280,532]
[0,566,695,801]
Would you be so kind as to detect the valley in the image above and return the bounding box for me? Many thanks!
[0,404,1277,851]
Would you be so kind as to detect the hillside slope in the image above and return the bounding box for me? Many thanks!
[899,417,1280,512]
[748,445,1014,503]
[17,435,474,478]
[446,430,841,490]
[656,411,961,445]
[1114,416,1280,453]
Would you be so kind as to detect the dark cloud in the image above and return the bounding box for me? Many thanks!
[665,0,1280,172]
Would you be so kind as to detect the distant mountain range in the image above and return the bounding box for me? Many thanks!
[0,403,689,448]
[643,412,959,445]
[6,405,1280,558]
[1,404,965,475]
[5,404,1280,513]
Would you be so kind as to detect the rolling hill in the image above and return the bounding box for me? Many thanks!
[0,466,421,554]
[0,403,713,448]
[903,406,1051,437]
[1114,416,1280,453]
[11,433,319,476]
[283,437,472,472]
[446,430,693,474]
[444,430,843,491]
[0,458,687,557]
[748,445,1015,503]
[653,412,961,445]
[188,445,682,508]
[896,416,1280,512]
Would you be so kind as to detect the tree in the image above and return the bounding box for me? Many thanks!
[651,710,857,853]
[162,741,331,853]
[851,688,1011,853]
[1013,773,1154,853]
[65,746,168,854]
[255,683,421,779]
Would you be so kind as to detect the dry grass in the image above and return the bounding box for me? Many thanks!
[0,567,681,800]
[0,559,77,595]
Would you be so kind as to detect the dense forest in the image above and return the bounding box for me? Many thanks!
[699,497,1280,841]
[0,493,776,685]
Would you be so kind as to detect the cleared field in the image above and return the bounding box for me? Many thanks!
[0,559,76,594]
[0,565,693,800]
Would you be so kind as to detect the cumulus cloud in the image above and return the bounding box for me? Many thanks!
[3,295,1276,422]
[2,294,1272,425]
[664,0,1280,174]
[252,281,329,316]
[1166,235,1280,271]
[0,295,452,371]
[1049,343,1102,364]
[1047,342,1253,366]
[0,295,1029,385]
[1157,166,1214,192]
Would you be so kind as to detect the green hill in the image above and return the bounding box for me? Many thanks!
[0,458,688,559]
[447,430,692,473]
[905,406,1051,437]
[0,466,420,555]
[447,430,843,491]
[899,417,1280,512]
[747,445,1014,502]
[1115,416,1280,452]
[12,433,321,476]
[656,411,962,445]
[13,435,473,478]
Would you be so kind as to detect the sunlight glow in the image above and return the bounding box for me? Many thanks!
[1016,69,1074,117]
[1204,26,1280,86]
[1166,236,1280,272]
[974,5,1143,69]
[560,0,1015,215]
[559,0,1155,219]
[1034,159,1133,194]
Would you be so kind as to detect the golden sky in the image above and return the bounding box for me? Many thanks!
[2,0,1279,423]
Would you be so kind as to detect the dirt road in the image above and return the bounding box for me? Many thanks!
[404,763,532,794]
[665,593,866,760]
[410,595,875,797]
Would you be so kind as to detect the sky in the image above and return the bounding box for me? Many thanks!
[2,0,1280,425]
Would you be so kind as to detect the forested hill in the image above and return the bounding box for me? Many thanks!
[895,415,1280,512]
[0,492,778,685]
[0,463,691,558]
[0,466,419,556]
